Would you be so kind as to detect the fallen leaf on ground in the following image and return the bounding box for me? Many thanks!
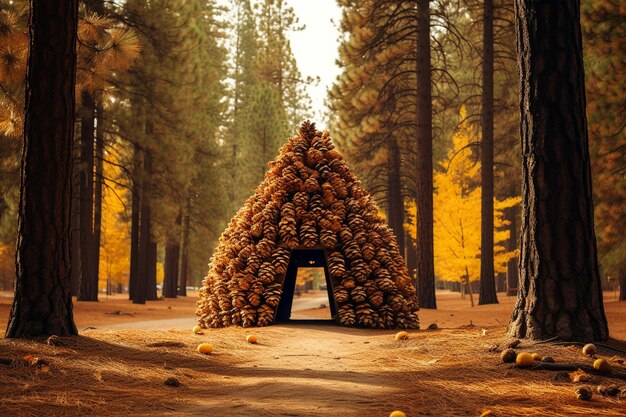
[569,369,592,383]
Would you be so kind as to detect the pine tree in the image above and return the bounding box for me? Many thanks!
[508,0,609,341]
[5,0,79,338]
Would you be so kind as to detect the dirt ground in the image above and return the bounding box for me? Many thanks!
[0,291,201,330]
[1,291,625,416]
[3,290,625,338]
[1,325,626,416]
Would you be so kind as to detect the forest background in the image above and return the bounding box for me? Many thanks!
[0,0,623,305]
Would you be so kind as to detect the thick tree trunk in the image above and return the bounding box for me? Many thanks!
[178,197,191,296]
[128,147,141,300]
[508,0,608,341]
[415,0,436,309]
[619,273,626,301]
[77,91,97,301]
[506,206,519,296]
[479,0,498,305]
[92,103,104,295]
[5,0,79,338]
[387,136,405,257]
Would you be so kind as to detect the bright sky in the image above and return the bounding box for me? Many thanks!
[287,0,343,123]
[216,0,342,123]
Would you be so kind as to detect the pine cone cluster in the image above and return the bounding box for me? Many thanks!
[197,121,419,329]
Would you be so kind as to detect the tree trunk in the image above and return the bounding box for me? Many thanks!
[5,0,79,338]
[464,267,474,307]
[77,90,97,301]
[70,150,81,296]
[508,0,609,341]
[128,147,141,300]
[146,240,158,301]
[133,150,151,305]
[178,197,191,296]
[92,103,104,294]
[387,136,405,257]
[415,0,436,309]
[163,212,181,298]
[619,272,626,301]
[406,236,417,287]
[506,206,519,296]
[163,238,180,298]
[479,0,498,305]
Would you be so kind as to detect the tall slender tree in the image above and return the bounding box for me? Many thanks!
[478,0,498,304]
[415,0,436,308]
[5,0,79,338]
[508,0,609,341]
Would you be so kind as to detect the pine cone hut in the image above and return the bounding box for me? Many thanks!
[197,122,419,329]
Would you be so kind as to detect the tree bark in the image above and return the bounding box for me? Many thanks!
[77,91,97,301]
[506,206,519,296]
[163,212,181,298]
[415,0,436,309]
[387,136,405,257]
[70,148,81,296]
[178,197,191,296]
[128,147,141,300]
[133,150,151,305]
[5,0,79,338]
[479,0,498,305]
[146,240,158,301]
[508,0,609,341]
[92,103,104,295]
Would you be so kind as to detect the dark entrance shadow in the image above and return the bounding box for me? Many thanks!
[275,249,338,323]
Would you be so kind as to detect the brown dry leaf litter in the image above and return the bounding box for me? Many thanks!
[1,325,625,416]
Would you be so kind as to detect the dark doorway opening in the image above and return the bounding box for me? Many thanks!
[275,249,337,323]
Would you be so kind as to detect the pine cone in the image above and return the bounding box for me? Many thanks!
[320,229,337,248]
[350,286,367,304]
[338,304,356,326]
[387,293,406,312]
[271,248,290,275]
[264,283,282,308]
[300,221,319,247]
[327,252,346,278]
[258,262,275,283]
[356,303,374,327]
[257,304,275,327]
[361,243,375,260]
[333,285,349,305]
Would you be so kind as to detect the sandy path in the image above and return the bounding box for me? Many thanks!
[175,324,412,416]
[90,317,197,330]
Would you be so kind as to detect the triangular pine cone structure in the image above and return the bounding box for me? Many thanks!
[196,121,419,329]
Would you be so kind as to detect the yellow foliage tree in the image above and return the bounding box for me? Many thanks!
[97,155,131,292]
[406,107,520,306]
[97,155,164,293]
[434,107,519,305]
